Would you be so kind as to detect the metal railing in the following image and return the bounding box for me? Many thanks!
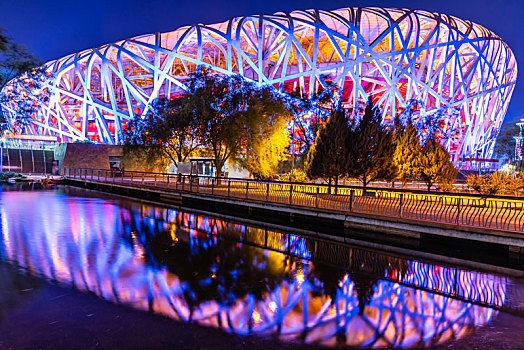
[65,167,524,233]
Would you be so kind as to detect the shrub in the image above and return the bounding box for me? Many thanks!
[505,174,524,195]
[466,172,508,195]
[278,169,308,183]
[0,172,17,180]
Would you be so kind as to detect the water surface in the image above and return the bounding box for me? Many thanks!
[0,184,522,348]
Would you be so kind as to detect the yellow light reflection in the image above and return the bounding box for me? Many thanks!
[252,310,262,324]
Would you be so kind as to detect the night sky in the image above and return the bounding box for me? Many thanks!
[0,0,522,122]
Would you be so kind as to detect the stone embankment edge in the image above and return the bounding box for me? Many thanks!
[64,178,524,257]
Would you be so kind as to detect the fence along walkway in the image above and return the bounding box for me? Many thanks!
[65,168,524,234]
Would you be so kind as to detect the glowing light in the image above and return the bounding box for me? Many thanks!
[268,301,277,312]
[0,190,508,347]
[252,310,261,324]
[296,272,305,284]
[169,226,178,243]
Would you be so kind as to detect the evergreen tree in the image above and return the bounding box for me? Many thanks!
[393,119,421,187]
[349,97,397,188]
[305,108,350,192]
[419,135,458,191]
[494,122,520,164]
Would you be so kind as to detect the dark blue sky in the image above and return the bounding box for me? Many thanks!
[1,0,522,122]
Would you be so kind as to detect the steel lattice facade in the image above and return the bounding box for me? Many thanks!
[0,7,517,160]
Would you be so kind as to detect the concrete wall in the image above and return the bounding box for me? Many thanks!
[121,145,169,173]
[54,143,251,177]
[55,143,123,174]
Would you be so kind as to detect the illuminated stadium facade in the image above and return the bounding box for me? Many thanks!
[0,7,517,160]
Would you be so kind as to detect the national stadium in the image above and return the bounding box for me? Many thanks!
[0,7,517,161]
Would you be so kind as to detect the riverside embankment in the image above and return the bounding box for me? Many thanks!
[64,168,524,269]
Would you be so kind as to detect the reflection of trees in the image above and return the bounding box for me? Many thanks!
[305,239,409,315]
[123,213,288,323]
[351,271,379,315]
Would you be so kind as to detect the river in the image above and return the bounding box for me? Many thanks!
[0,184,522,349]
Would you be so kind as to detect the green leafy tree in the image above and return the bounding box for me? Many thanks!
[419,135,458,191]
[125,97,200,168]
[189,72,291,178]
[305,108,350,192]
[393,119,421,187]
[231,92,290,179]
[349,97,397,188]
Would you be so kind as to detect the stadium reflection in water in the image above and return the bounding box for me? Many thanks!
[0,186,513,348]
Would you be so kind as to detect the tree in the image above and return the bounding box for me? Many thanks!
[124,96,200,168]
[349,97,397,188]
[494,122,520,163]
[284,88,331,157]
[393,119,422,187]
[0,28,44,131]
[506,174,524,195]
[419,135,458,191]
[235,115,289,179]
[189,72,292,178]
[129,218,287,322]
[277,169,308,182]
[305,108,350,192]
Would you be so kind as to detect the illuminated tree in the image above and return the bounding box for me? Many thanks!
[419,135,458,191]
[235,116,289,179]
[138,223,287,322]
[393,119,422,187]
[465,172,524,195]
[284,88,331,156]
[0,28,44,131]
[189,73,292,178]
[124,97,200,168]
[305,108,350,191]
[349,98,397,188]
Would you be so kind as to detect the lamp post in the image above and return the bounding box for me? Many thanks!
[291,118,295,172]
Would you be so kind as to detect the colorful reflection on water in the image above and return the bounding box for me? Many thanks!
[0,185,515,348]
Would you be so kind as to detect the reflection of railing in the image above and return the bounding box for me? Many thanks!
[65,168,524,233]
[0,189,513,347]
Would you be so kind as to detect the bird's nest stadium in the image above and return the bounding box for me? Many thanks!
[0,7,517,161]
